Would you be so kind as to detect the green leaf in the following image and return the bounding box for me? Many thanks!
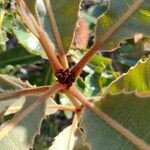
[81,92,150,150]
[0,95,46,150]
[0,75,32,116]
[90,55,112,66]
[84,67,101,97]
[37,0,80,52]
[50,126,88,150]
[81,1,109,25]
[0,29,8,52]
[106,57,150,94]
[0,46,41,68]
[24,0,37,18]
[26,61,55,86]
[96,0,150,50]
[2,13,15,33]
[12,25,47,59]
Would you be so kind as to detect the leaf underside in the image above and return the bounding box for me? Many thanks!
[0,75,32,116]
[81,92,150,150]
[0,95,46,150]
[50,125,88,150]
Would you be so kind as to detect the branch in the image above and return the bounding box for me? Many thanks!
[68,85,150,150]
[0,82,63,140]
[71,0,144,79]
[0,86,50,100]
[65,89,83,108]
[44,0,68,69]
[5,105,77,115]
[16,0,63,73]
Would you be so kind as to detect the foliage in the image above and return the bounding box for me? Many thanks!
[0,0,150,150]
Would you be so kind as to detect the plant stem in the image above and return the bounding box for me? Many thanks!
[16,0,63,73]
[69,85,150,150]
[5,105,77,115]
[65,89,83,108]
[71,0,144,79]
[67,112,81,149]
[47,105,77,112]
[0,82,63,140]
[0,86,51,100]
[44,0,68,69]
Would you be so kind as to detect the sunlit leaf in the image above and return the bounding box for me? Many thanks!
[106,57,150,94]
[13,25,47,59]
[0,46,40,68]
[0,29,8,52]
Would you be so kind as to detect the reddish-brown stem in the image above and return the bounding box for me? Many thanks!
[48,105,78,112]
[71,0,144,79]
[69,85,150,149]
[0,82,63,140]
[33,22,63,72]
[5,105,77,115]
[0,10,5,27]
[16,0,63,73]
[69,85,96,110]
[0,86,51,100]
[65,89,83,108]
[44,0,68,69]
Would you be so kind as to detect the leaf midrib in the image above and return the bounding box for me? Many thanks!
[0,55,37,65]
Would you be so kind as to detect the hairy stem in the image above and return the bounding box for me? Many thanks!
[16,0,63,73]
[0,82,63,140]
[69,85,150,150]
[71,0,144,79]
[44,0,68,69]
[0,86,51,100]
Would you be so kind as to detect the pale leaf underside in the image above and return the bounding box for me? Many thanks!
[50,125,88,150]
[0,75,32,115]
[0,83,62,149]
[0,95,46,150]
[82,92,150,150]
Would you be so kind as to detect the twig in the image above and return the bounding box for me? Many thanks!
[0,82,63,140]
[71,0,144,79]
[5,105,77,115]
[65,89,83,109]
[69,85,150,150]
[16,0,63,73]
[0,86,51,100]
[44,0,68,69]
